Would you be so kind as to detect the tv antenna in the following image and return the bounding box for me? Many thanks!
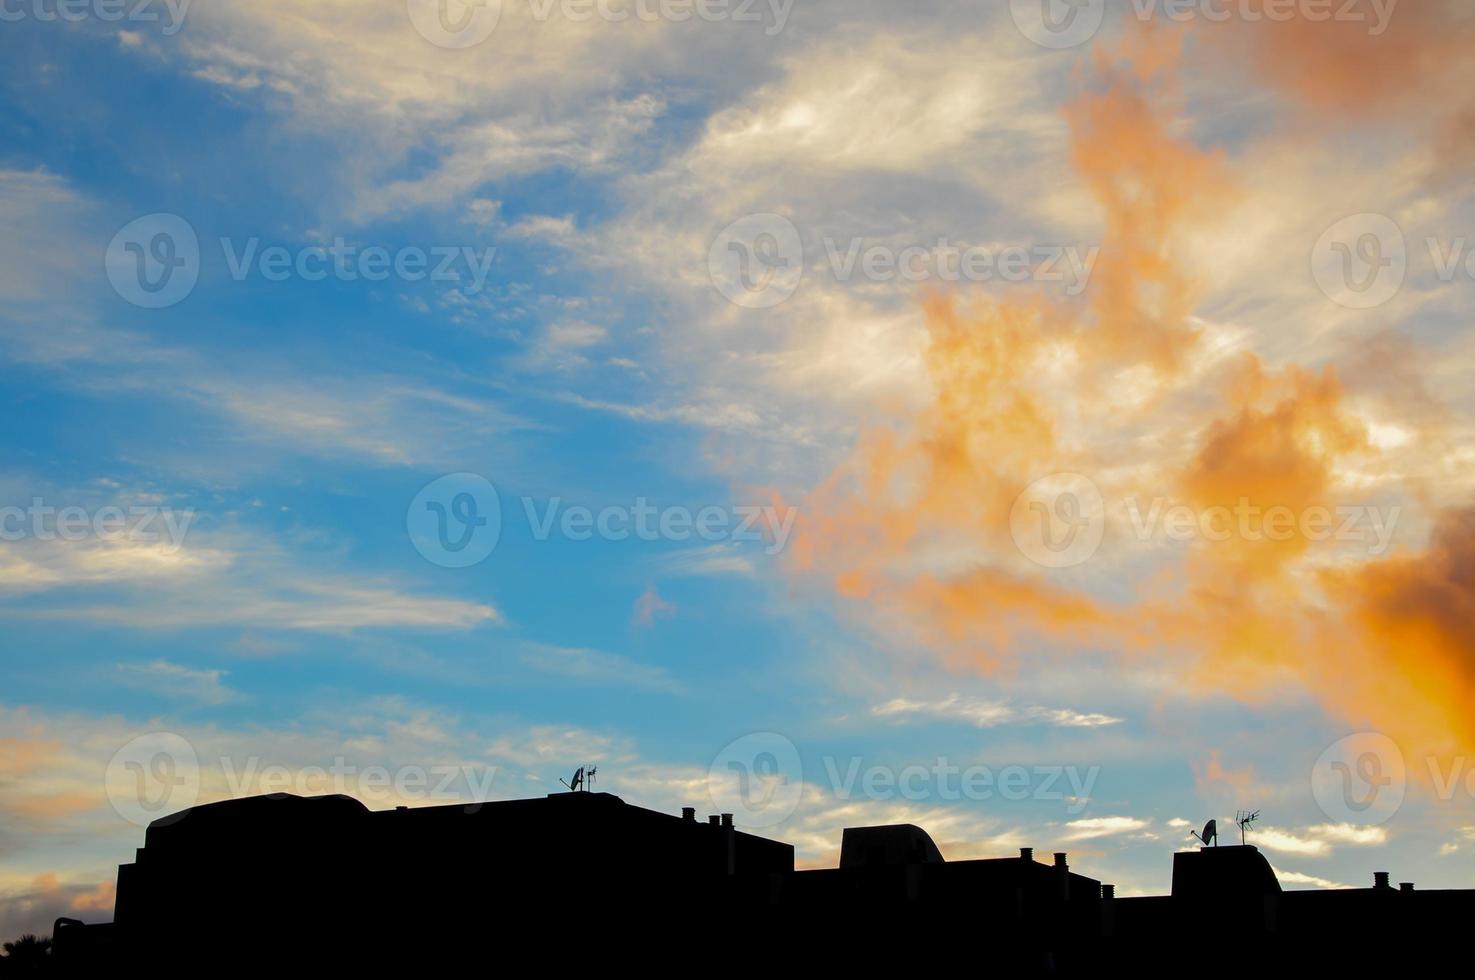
[559,765,598,793]
[1235,810,1259,845]
[1189,818,1218,848]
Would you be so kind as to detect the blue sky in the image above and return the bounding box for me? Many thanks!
[4,0,1475,937]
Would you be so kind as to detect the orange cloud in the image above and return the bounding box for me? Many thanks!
[785,29,1474,770]
[787,32,1231,662]
[1193,749,1257,798]
[1067,32,1229,374]
[1315,508,1475,755]
[1195,2,1467,117]
[6,791,101,821]
[632,584,677,627]
[68,879,115,913]
[0,738,60,776]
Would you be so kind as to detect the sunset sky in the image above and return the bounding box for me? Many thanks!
[3,0,1474,937]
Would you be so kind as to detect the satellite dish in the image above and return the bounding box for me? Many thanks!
[1190,819,1218,847]
[558,764,598,793]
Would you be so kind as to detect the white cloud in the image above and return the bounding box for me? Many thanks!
[151,3,699,218]
[1273,867,1353,890]
[1,523,499,634]
[872,695,1122,730]
[656,543,757,578]
[53,580,500,632]
[116,660,239,706]
[0,172,536,471]
[1307,823,1389,847]
[1061,816,1151,841]
[521,319,610,371]
[0,169,91,303]
[1253,828,1331,857]
[518,643,682,693]
[689,32,1056,175]
[1249,823,1390,858]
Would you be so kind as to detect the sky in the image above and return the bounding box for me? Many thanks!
[3,0,1475,937]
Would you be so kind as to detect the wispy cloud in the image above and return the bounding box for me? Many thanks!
[631,584,677,628]
[1273,867,1353,890]
[116,660,239,706]
[1307,823,1389,847]
[872,696,1122,730]
[0,502,500,634]
[1254,828,1331,857]
[1061,816,1151,842]
[56,580,500,632]
[657,543,756,578]
[518,643,682,694]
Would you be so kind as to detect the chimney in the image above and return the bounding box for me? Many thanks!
[1400,882,1414,892]
[1054,852,1070,901]
[1374,872,1391,890]
[720,813,734,829]
[1101,884,1115,900]
[682,807,696,822]
[1020,847,1034,862]
[708,815,720,826]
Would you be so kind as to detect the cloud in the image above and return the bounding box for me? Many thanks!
[1197,3,1471,119]
[1254,828,1331,857]
[689,31,1054,175]
[1061,816,1151,841]
[5,549,500,633]
[116,660,240,706]
[149,2,698,218]
[56,581,500,632]
[0,171,536,472]
[0,170,90,304]
[0,489,500,635]
[631,584,676,627]
[1307,823,1389,847]
[1247,823,1388,858]
[517,643,682,694]
[765,27,1475,771]
[1273,867,1352,890]
[656,543,756,578]
[1192,751,1257,798]
[0,874,115,943]
[0,701,641,870]
[0,537,232,597]
[520,319,611,371]
[872,696,1121,730]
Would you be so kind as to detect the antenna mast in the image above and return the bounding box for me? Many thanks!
[1235,810,1260,846]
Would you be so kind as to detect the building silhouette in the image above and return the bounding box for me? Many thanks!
[50,790,1471,971]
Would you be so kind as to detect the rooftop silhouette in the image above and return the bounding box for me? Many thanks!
[45,788,1470,971]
